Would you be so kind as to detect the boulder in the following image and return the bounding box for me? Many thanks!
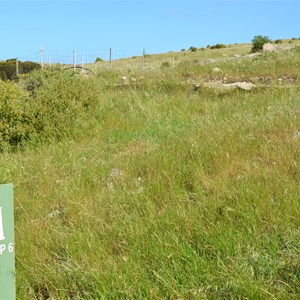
[121,76,129,85]
[263,43,276,52]
[212,67,222,73]
[204,81,256,91]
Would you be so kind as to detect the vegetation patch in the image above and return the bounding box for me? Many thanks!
[1,41,300,299]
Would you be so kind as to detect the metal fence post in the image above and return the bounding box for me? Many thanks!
[73,50,76,71]
[141,49,145,76]
[109,48,112,70]
[40,45,44,70]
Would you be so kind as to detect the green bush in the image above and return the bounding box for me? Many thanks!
[0,71,7,81]
[0,81,33,151]
[0,61,16,80]
[0,69,105,152]
[251,35,272,53]
[0,59,40,81]
[275,39,284,44]
[95,57,103,62]
[21,61,41,74]
[210,43,226,49]
[189,46,197,52]
[20,70,102,144]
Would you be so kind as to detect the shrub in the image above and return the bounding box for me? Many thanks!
[5,59,17,64]
[189,46,197,52]
[251,35,272,53]
[21,61,41,74]
[181,49,186,52]
[0,61,16,80]
[95,57,103,62]
[211,44,226,49]
[0,71,7,81]
[0,69,105,152]
[21,70,102,143]
[0,59,40,81]
[0,81,32,151]
[275,39,284,44]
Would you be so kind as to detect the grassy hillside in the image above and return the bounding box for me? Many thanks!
[1,42,300,299]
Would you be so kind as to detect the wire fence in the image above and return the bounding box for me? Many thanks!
[3,47,189,79]
[17,47,147,72]
[16,46,190,75]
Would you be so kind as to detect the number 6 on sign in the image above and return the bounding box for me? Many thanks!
[0,207,5,241]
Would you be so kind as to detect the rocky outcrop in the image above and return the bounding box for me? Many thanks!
[204,81,256,91]
[263,43,276,52]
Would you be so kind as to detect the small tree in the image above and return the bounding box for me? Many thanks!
[251,35,272,53]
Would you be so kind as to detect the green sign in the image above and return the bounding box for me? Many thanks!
[0,184,15,300]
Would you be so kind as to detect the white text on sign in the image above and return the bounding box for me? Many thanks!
[0,242,14,255]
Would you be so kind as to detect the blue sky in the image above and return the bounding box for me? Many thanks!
[1,0,299,60]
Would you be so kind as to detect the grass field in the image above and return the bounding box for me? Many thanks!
[1,41,300,299]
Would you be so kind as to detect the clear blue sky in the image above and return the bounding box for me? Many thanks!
[1,0,299,60]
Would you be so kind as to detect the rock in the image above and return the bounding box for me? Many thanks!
[205,58,216,64]
[234,82,256,91]
[293,131,300,139]
[247,53,261,58]
[135,177,144,194]
[204,81,256,91]
[263,43,276,52]
[193,83,201,91]
[121,76,129,85]
[48,209,64,218]
[212,67,222,73]
[110,168,125,178]
[107,168,126,192]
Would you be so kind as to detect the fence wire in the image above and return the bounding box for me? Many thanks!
[13,47,187,76]
[19,48,143,64]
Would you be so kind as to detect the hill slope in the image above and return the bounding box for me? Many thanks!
[1,41,300,299]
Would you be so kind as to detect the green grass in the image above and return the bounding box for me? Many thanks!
[1,42,300,299]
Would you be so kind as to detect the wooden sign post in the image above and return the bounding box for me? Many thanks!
[0,184,15,299]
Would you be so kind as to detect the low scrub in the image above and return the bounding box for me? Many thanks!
[0,59,40,80]
[210,43,226,49]
[1,70,102,151]
[0,81,33,151]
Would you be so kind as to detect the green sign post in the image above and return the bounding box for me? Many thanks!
[0,184,15,300]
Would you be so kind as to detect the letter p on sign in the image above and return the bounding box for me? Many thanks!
[0,184,15,300]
